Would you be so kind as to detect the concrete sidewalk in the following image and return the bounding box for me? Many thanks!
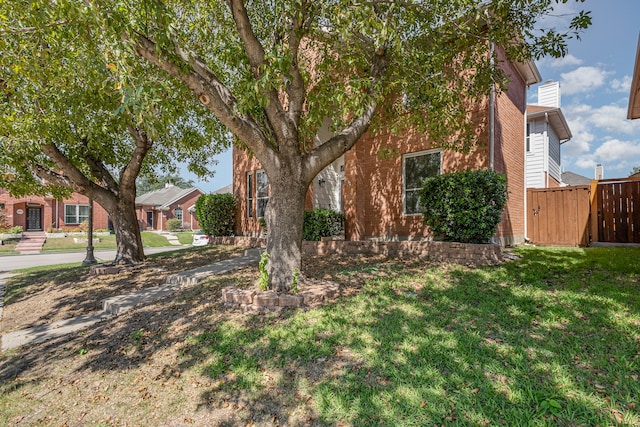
[1,249,261,351]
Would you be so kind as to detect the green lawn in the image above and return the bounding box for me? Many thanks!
[0,238,19,255]
[39,231,174,252]
[0,246,638,426]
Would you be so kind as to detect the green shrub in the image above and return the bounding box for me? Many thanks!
[166,218,182,232]
[302,209,345,241]
[418,169,507,244]
[195,193,237,236]
[9,225,23,234]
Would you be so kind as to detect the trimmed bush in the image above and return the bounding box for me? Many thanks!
[303,209,345,241]
[418,169,507,244]
[195,193,237,236]
[166,218,182,232]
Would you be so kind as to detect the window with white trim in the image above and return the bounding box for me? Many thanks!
[526,123,531,152]
[64,204,89,224]
[174,206,183,222]
[256,170,269,218]
[247,171,253,218]
[403,150,442,215]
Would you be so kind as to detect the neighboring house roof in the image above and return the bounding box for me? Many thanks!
[135,185,203,209]
[628,35,640,120]
[212,184,232,195]
[561,171,591,186]
[527,105,572,142]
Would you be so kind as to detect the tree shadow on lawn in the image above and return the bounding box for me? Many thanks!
[0,249,638,426]
[0,245,244,333]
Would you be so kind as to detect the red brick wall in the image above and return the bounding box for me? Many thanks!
[0,189,110,231]
[344,125,489,241]
[492,48,527,245]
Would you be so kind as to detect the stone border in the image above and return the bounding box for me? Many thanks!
[209,237,502,266]
[222,281,340,313]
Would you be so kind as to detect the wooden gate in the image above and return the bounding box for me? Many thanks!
[595,178,640,243]
[527,186,591,246]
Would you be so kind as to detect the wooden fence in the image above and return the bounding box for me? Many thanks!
[527,176,640,246]
[527,186,591,246]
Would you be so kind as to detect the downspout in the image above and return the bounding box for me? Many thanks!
[544,112,549,187]
[489,42,496,171]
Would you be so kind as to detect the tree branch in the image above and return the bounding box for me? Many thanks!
[302,47,388,182]
[121,125,153,197]
[128,32,277,165]
[228,0,296,150]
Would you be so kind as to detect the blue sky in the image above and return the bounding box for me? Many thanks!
[190,0,640,192]
[529,0,640,180]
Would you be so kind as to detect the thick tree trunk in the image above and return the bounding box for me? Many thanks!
[110,199,145,265]
[265,171,307,293]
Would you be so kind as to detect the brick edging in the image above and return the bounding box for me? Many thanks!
[210,237,502,266]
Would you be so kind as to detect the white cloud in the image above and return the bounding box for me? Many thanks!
[573,139,640,174]
[560,66,610,95]
[610,75,632,93]
[549,54,583,68]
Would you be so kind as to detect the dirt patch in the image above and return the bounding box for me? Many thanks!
[0,246,244,333]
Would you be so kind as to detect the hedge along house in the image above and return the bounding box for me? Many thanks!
[233,48,542,246]
[135,183,203,231]
[525,81,572,189]
[0,188,110,232]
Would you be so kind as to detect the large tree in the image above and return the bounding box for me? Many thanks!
[0,2,227,264]
[8,1,589,285]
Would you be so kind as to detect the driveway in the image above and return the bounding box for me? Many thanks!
[0,246,189,272]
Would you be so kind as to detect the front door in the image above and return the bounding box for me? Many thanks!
[146,211,153,229]
[26,207,42,231]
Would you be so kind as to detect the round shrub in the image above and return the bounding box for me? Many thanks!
[166,218,182,232]
[195,193,237,236]
[418,169,507,243]
[303,209,345,241]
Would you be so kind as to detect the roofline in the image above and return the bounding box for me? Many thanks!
[527,107,572,142]
[628,34,640,120]
[158,187,204,209]
[514,59,542,87]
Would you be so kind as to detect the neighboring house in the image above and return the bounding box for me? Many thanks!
[561,171,591,187]
[628,34,640,120]
[525,81,572,188]
[233,48,542,246]
[0,188,110,232]
[135,184,203,231]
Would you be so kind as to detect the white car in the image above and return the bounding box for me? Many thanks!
[192,231,211,246]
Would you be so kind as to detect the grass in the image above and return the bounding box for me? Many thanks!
[0,237,19,254]
[40,231,173,252]
[0,246,638,426]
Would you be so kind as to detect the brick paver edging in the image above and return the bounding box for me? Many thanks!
[209,237,502,266]
[222,281,340,313]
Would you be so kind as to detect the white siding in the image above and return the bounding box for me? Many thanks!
[538,81,561,108]
[311,118,344,212]
[313,156,344,211]
[525,119,546,188]
[547,128,562,183]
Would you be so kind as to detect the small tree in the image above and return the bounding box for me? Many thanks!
[419,170,507,244]
[195,194,237,237]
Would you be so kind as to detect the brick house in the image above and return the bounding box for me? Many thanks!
[233,51,542,246]
[135,184,203,231]
[0,188,110,232]
[525,81,572,188]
